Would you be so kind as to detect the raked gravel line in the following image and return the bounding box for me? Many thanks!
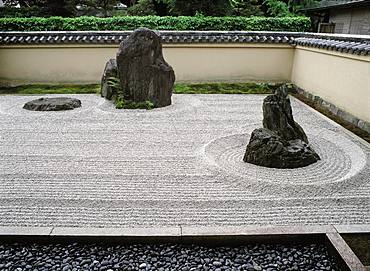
[0,94,369,228]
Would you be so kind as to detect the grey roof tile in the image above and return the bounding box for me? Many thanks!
[294,36,369,55]
[0,31,369,55]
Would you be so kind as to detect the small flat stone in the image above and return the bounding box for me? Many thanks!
[23,97,81,111]
[212,261,222,267]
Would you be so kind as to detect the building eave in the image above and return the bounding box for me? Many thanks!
[302,0,370,12]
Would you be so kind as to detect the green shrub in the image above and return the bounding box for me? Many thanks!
[0,16,311,32]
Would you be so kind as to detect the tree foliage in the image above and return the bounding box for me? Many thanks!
[263,0,318,17]
[4,0,43,7]
[168,0,233,16]
[72,0,120,17]
[2,0,317,17]
[127,0,156,15]
[230,0,263,16]
[3,0,121,17]
[263,0,292,16]
[4,0,73,16]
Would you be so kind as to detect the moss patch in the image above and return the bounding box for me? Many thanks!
[342,234,370,266]
[0,84,100,95]
[115,98,154,110]
[0,82,275,95]
[292,93,370,143]
[174,82,274,94]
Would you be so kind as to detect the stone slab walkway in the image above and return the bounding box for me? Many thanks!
[0,94,369,228]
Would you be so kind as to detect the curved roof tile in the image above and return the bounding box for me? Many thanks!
[0,31,369,55]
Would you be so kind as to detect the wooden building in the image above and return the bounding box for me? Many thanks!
[303,0,370,35]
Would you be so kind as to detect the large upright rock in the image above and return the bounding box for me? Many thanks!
[262,85,308,143]
[243,85,320,168]
[116,28,175,107]
[101,58,118,100]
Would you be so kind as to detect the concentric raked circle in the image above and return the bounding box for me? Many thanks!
[204,130,367,185]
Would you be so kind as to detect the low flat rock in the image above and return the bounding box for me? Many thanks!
[23,97,81,111]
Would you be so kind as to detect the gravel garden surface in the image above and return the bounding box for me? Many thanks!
[0,94,369,228]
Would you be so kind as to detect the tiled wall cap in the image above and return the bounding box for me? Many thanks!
[0,31,369,55]
[294,36,370,55]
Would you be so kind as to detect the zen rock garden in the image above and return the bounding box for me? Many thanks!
[99,28,319,169]
[22,28,321,171]
[243,85,320,168]
[101,28,175,108]
[23,97,81,111]
[4,30,369,270]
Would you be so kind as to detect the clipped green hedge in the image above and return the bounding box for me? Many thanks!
[0,16,310,32]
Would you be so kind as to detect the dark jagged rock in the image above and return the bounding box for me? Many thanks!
[262,85,308,143]
[243,128,320,169]
[101,58,118,100]
[243,85,320,169]
[23,97,81,111]
[116,28,175,108]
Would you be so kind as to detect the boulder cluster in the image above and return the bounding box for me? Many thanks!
[243,85,320,168]
[101,28,175,108]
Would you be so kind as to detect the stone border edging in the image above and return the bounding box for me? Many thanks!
[326,232,366,271]
[0,31,369,55]
[294,87,370,134]
[2,224,369,238]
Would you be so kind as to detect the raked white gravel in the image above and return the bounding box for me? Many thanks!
[0,94,368,228]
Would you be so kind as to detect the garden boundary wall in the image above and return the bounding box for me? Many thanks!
[0,31,369,131]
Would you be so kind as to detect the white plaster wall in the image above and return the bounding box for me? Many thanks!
[291,46,370,122]
[0,44,294,85]
[0,46,118,85]
[164,44,294,82]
